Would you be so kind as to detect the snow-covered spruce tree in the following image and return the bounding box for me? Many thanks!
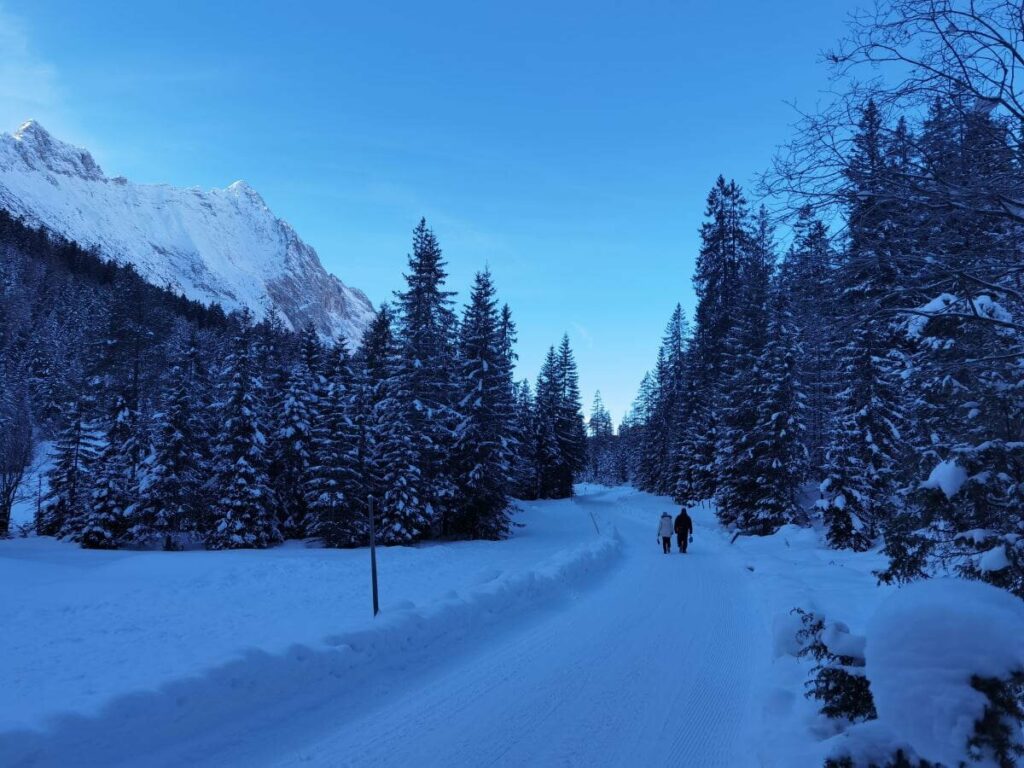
[306,338,363,547]
[556,336,587,485]
[778,206,839,474]
[820,101,911,551]
[81,394,137,549]
[451,270,514,539]
[510,379,540,499]
[131,357,202,548]
[170,328,217,533]
[744,285,808,534]
[793,608,877,725]
[685,176,754,503]
[637,305,689,495]
[883,96,1024,595]
[393,218,460,535]
[623,372,655,487]
[371,306,433,544]
[495,303,521,485]
[586,391,615,484]
[355,305,394,517]
[534,346,569,498]
[635,347,667,494]
[267,324,320,538]
[821,323,906,551]
[206,314,280,550]
[673,352,717,508]
[37,393,98,538]
[714,205,773,530]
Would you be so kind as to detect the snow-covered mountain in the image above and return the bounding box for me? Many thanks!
[0,120,374,341]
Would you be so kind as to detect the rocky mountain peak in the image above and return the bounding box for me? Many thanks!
[0,121,374,343]
[11,121,106,181]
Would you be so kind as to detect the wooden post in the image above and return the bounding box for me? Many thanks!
[369,495,380,617]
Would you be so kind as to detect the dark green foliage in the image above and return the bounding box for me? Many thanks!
[306,339,364,547]
[794,608,877,723]
[393,218,459,533]
[206,316,280,550]
[967,672,1024,768]
[824,751,935,768]
[6,212,530,550]
[81,395,135,549]
[451,270,514,539]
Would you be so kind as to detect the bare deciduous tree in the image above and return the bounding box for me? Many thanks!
[0,390,33,537]
[763,0,1024,355]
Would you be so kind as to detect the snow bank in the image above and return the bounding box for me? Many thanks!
[0,496,621,737]
[0,521,621,766]
[328,528,621,660]
[719,517,892,766]
[863,578,1024,767]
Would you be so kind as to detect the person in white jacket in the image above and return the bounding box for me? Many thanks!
[657,512,673,554]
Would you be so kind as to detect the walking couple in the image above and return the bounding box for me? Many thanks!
[658,509,692,554]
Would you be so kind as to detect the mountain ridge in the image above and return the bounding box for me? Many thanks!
[0,120,374,342]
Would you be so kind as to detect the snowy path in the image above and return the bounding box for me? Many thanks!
[272,489,769,768]
[4,488,770,767]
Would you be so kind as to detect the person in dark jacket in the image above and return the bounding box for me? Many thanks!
[674,509,693,553]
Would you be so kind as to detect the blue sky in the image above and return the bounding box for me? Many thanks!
[2,0,854,423]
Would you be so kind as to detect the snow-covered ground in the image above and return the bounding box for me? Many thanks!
[1,492,617,736]
[725,516,892,765]
[4,486,1017,767]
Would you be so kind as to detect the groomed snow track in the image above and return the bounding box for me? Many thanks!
[3,488,769,767]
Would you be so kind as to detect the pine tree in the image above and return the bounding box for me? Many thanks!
[743,286,808,534]
[685,177,754,503]
[394,219,460,533]
[307,339,363,546]
[206,316,279,550]
[778,206,839,473]
[714,206,773,528]
[132,357,202,548]
[534,347,568,498]
[81,395,137,549]
[268,324,320,538]
[673,353,717,507]
[885,96,1024,593]
[452,270,514,539]
[510,379,540,499]
[637,306,690,494]
[496,304,519,475]
[820,100,911,550]
[821,325,905,550]
[556,336,587,481]
[635,347,667,493]
[37,393,98,538]
[363,305,432,544]
[586,391,615,484]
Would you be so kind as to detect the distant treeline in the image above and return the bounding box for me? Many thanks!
[0,213,586,548]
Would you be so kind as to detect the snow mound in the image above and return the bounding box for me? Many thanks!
[922,459,968,499]
[863,578,1024,766]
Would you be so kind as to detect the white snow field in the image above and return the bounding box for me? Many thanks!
[2,486,771,767]
[6,486,1012,767]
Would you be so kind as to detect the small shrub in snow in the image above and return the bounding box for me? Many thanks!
[794,608,877,723]
[862,579,1024,767]
[824,751,934,768]
[966,672,1024,768]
